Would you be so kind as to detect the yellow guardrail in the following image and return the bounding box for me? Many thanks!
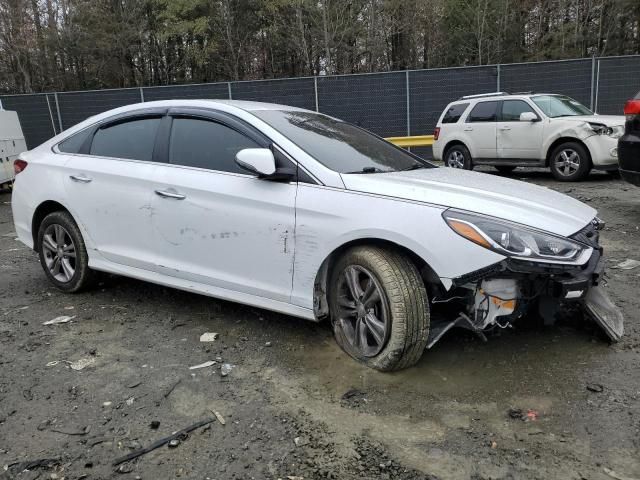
[385,135,434,147]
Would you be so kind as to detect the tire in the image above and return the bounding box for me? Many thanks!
[495,165,516,174]
[328,246,430,371]
[444,144,473,170]
[549,142,591,181]
[37,211,96,292]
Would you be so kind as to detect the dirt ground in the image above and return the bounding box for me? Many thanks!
[1,167,639,480]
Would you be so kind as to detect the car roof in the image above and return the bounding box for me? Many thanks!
[131,99,309,113]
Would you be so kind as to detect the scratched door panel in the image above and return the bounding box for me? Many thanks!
[150,164,297,302]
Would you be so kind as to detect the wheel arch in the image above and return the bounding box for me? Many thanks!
[31,200,74,249]
[312,237,444,321]
[545,137,592,167]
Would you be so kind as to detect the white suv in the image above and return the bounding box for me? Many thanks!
[432,92,625,181]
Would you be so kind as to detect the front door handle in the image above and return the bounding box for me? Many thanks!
[69,174,92,183]
[499,126,511,131]
[155,189,186,200]
[463,127,473,131]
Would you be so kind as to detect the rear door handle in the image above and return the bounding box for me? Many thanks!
[463,127,473,131]
[69,174,92,183]
[499,126,511,131]
[155,189,186,200]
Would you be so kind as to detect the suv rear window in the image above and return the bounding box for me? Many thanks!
[466,101,498,122]
[442,103,469,123]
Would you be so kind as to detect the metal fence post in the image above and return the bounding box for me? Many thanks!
[53,92,63,132]
[228,82,233,100]
[497,64,501,91]
[591,59,600,113]
[140,87,145,102]
[405,70,411,136]
[314,76,319,112]
[590,57,596,111]
[45,94,58,135]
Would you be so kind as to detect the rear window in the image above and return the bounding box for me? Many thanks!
[466,101,499,122]
[90,117,161,161]
[442,103,469,123]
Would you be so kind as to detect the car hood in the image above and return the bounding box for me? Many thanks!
[341,168,596,237]
[558,115,625,126]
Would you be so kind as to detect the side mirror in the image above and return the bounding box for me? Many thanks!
[520,112,539,122]
[235,148,276,176]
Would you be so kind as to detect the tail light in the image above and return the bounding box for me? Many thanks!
[14,159,28,175]
[623,99,640,116]
[434,127,440,141]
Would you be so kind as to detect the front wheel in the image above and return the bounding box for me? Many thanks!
[329,246,430,371]
[549,142,591,181]
[37,211,96,292]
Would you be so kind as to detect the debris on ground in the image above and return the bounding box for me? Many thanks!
[341,388,367,407]
[294,436,309,447]
[112,417,216,466]
[189,360,216,370]
[507,408,539,422]
[163,379,181,398]
[265,341,272,347]
[603,466,640,480]
[586,383,604,393]
[508,407,524,419]
[150,420,160,429]
[43,315,75,325]
[70,357,96,371]
[199,332,219,342]
[525,409,539,421]
[212,411,226,425]
[613,259,640,270]
[220,363,233,377]
[4,458,61,476]
[168,438,181,448]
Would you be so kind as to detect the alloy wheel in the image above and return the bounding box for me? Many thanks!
[447,150,465,168]
[335,265,390,357]
[42,224,77,283]
[555,149,581,176]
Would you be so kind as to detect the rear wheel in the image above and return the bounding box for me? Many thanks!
[444,144,473,170]
[37,211,95,292]
[549,142,591,181]
[495,165,516,174]
[329,246,430,371]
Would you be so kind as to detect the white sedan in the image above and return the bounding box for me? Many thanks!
[11,100,623,370]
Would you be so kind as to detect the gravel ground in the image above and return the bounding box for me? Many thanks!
[0,168,639,480]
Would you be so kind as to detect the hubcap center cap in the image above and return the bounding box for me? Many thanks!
[356,302,367,318]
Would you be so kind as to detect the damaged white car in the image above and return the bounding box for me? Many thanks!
[432,93,624,181]
[11,100,624,371]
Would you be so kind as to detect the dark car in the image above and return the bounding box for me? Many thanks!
[619,91,640,186]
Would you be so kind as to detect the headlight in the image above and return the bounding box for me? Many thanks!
[443,210,591,264]
[588,122,624,139]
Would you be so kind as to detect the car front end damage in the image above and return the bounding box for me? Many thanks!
[426,213,624,348]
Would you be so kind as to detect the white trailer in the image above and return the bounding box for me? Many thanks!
[0,103,27,188]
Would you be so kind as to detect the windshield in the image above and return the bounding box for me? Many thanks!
[251,110,433,174]
[531,95,593,118]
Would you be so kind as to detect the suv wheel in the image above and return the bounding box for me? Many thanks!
[444,145,473,170]
[37,211,96,292]
[549,142,591,181]
[329,246,430,371]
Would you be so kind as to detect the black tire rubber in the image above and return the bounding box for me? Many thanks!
[549,142,592,181]
[37,211,96,293]
[443,144,473,170]
[329,246,430,371]
[495,165,516,174]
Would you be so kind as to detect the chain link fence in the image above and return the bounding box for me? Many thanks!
[2,55,639,150]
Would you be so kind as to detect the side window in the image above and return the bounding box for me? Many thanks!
[501,100,538,122]
[169,117,259,174]
[442,103,469,124]
[58,128,92,154]
[466,101,499,123]
[90,117,161,161]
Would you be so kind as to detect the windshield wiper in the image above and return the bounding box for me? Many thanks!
[345,167,387,174]
[401,164,427,171]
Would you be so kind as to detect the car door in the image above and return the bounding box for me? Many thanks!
[62,111,165,271]
[150,110,297,303]
[497,99,544,161]
[464,101,498,159]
